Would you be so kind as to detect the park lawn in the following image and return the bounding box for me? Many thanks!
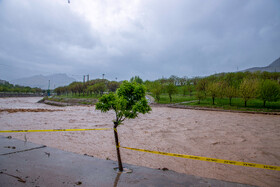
[156,93,196,104]
[182,97,280,112]
[54,94,101,99]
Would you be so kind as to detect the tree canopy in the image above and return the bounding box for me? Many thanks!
[130,76,143,84]
[165,82,177,102]
[96,81,151,126]
[239,79,259,107]
[259,79,280,107]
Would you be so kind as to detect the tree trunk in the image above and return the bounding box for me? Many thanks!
[229,97,232,106]
[263,100,266,107]
[113,123,123,171]
[245,100,247,107]
[212,97,215,105]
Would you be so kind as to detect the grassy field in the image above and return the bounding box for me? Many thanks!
[155,93,196,104]
[154,92,280,112]
[184,97,280,111]
[54,94,100,99]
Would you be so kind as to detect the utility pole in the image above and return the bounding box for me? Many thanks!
[83,75,85,84]
[87,74,89,82]
[47,80,50,96]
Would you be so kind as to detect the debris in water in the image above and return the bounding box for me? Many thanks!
[4,146,16,149]
[75,181,82,185]
[45,152,50,157]
[0,171,26,183]
[158,168,169,171]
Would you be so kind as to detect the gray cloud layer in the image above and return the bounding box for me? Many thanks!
[0,0,279,81]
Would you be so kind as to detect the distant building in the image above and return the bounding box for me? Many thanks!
[0,79,9,85]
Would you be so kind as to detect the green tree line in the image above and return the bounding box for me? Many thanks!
[0,82,42,93]
[54,79,121,96]
[144,71,280,108]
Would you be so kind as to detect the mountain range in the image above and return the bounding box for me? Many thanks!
[242,57,280,72]
[4,57,280,89]
[10,74,76,90]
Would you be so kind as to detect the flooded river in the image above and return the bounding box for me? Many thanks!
[0,97,279,187]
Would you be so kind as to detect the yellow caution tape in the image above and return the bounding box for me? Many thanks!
[0,128,111,133]
[121,146,280,171]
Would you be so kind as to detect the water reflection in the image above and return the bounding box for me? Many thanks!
[113,172,122,187]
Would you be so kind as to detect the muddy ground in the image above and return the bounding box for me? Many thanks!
[0,97,279,187]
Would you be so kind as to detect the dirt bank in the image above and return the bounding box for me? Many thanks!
[0,97,279,187]
[42,97,98,106]
[0,108,63,113]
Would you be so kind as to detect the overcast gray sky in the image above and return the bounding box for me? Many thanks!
[0,0,279,81]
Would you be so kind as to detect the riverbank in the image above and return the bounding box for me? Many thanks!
[0,93,44,97]
[40,96,98,106]
[151,103,280,115]
[42,95,280,115]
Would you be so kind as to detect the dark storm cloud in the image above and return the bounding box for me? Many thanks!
[0,0,101,80]
[137,0,280,77]
[0,0,279,81]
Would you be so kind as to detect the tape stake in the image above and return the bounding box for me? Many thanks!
[0,128,111,133]
[120,146,280,171]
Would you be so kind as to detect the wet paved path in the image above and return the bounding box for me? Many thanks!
[0,136,254,187]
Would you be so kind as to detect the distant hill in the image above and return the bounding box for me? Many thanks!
[242,57,280,72]
[10,74,76,89]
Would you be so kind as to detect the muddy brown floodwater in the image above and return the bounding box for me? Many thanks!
[0,97,279,187]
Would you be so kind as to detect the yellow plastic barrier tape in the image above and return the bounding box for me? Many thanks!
[121,146,280,171]
[0,128,111,133]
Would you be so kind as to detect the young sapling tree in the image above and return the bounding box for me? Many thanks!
[95,81,151,171]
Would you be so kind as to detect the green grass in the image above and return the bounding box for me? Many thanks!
[155,94,196,104]
[153,92,280,112]
[182,97,280,112]
[54,94,100,99]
